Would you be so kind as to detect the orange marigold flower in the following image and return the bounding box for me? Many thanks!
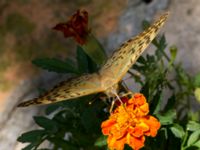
[53,9,89,45]
[101,93,161,150]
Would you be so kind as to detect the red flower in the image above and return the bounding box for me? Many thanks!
[101,93,161,150]
[53,9,89,45]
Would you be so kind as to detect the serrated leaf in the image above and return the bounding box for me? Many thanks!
[170,123,185,139]
[17,129,45,143]
[187,121,200,131]
[156,110,176,125]
[32,58,79,74]
[94,135,107,147]
[187,129,200,146]
[34,116,58,133]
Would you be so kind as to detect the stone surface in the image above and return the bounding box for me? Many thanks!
[2,0,200,149]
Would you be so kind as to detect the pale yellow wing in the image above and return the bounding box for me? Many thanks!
[18,73,103,107]
[100,12,169,84]
[18,12,169,107]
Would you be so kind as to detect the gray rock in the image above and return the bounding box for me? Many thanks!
[3,0,200,149]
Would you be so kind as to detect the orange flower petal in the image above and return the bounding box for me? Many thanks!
[126,133,145,150]
[101,93,161,150]
[108,134,126,150]
[128,126,144,137]
[133,93,147,106]
[143,116,161,137]
[101,119,116,135]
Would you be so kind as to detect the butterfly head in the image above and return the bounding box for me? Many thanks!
[103,83,119,98]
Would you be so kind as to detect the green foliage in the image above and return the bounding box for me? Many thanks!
[32,58,79,74]
[82,34,107,66]
[17,25,200,150]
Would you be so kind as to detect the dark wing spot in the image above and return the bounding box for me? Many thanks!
[138,41,144,47]
[154,26,159,32]
[145,36,151,44]
[120,42,128,48]
[127,38,133,43]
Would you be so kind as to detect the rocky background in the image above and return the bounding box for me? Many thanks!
[0,0,200,149]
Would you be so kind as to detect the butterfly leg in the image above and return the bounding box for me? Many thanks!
[109,98,115,114]
[113,92,128,112]
[109,93,123,113]
[120,91,133,98]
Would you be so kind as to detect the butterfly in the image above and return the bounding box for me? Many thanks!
[18,12,169,107]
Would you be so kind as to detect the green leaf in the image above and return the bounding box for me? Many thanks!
[32,58,79,74]
[140,82,149,99]
[22,143,36,150]
[160,35,167,47]
[194,88,200,103]
[170,123,185,139]
[82,34,107,66]
[194,72,200,87]
[168,45,177,67]
[17,129,45,143]
[34,116,58,133]
[187,129,200,146]
[150,91,162,115]
[45,103,61,115]
[76,46,89,73]
[164,94,176,112]
[87,54,98,73]
[94,135,107,147]
[81,106,100,133]
[193,140,200,148]
[156,110,176,125]
[142,20,150,30]
[187,121,200,131]
[137,56,146,64]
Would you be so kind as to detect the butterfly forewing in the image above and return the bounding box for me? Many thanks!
[100,12,169,84]
[18,73,103,107]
